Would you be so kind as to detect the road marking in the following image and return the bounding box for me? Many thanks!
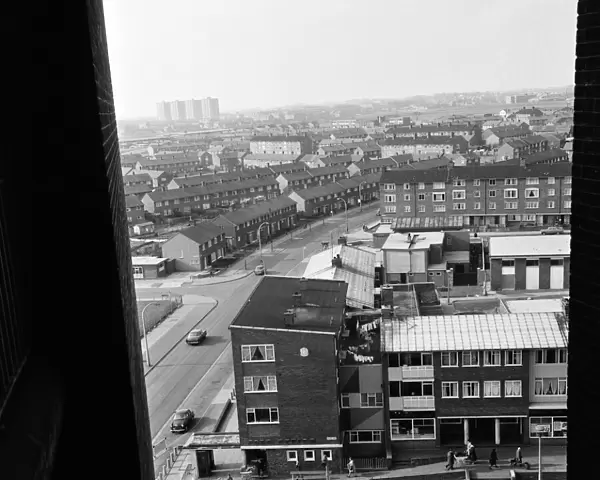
[152,342,232,445]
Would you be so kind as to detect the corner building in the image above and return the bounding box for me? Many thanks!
[229,277,348,475]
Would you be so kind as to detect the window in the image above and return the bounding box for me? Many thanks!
[384,194,396,203]
[341,393,350,408]
[525,188,539,198]
[453,179,465,187]
[404,194,411,201]
[241,345,275,362]
[442,382,459,398]
[564,176,572,184]
[418,205,426,213]
[287,451,298,462]
[383,183,396,191]
[418,182,425,190]
[453,203,466,210]
[391,418,436,440]
[534,378,568,396]
[244,376,277,393]
[547,177,556,184]
[349,431,382,443]
[360,393,383,407]
[505,380,522,397]
[563,188,572,196]
[525,201,539,209]
[505,178,517,185]
[418,193,426,201]
[505,202,518,210]
[462,381,480,398]
[505,350,522,366]
[452,190,465,200]
[489,179,496,186]
[473,179,481,186]
[489,190,496,197]
[564,200,572,209]
[535,348,568,364]
[404,206,411,213]
[384,206,396,214]
[441,351,458,367]
[504,189,518,198]
[321,450,333,461]
[526,177,540,185]
[403,183,410,190]
[547,200,556,208]
[483,350,501,366]
[462,351,479,367]
[246,407,279,424]
[304,450,315,461]
[489,202,496,209]
[433,182,445,189]
[473,202,481,210]
[530,417,567,438]
[484,381,501,398]
[433,205,446,212]
[432,192,446,202]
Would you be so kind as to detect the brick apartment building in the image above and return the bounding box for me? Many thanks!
[496,135,549,161]
[229,277,348,475]
[378,161,572,228]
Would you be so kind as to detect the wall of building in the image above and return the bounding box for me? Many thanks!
[265,447,343,475]
[514,258,527,290]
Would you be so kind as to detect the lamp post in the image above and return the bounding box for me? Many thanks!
[359,181,366,212]
[257,221,270,264]
[338,197,349,233]
[141,302,160,367]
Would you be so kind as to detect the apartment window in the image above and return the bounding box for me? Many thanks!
[452,190,466,200]
[360,393,383,408]
[473,179,481,186]
[341,393,350,408]
[534,378,568,396]
[547,200,556,208]
[526,201,539,209]
[462,381,480,398]
[489,190,496,198]
[530,417,567,438]
[564,200,572,209]
[474,190,481,198]
[418,205,426,213]
[453,203,466,210]
[505,202,518,210]
[432,193,446,202]
[383,183,396,191]
[489,202,496,210]
[563,188,572,196]
[287,451,298,462]
[391,418,436,440]
[441,351,458,367]
[453,179,465,187]
[246,407,279,424]
[404,206,411,213]
[547,177,556,184]
[483,350,501,366]
[535,348,568,364]
[471,202,480,210]
[241,344,275,362]
[418,193,426,201]
[349,431,382,443]
[504,189,518,199]
[404,194,411,201]
[525,188,539,198]
[321,450,333,461]
[304,450,315,462]
[505,178,518,185]
[384,206,397,214]
[505,350,522,366]
[403,183,410,190]
[433,205,446,212]
[526,177,540,185]
[384,194,396,203]
[462,351,479,367]
[505,380,522,397]
[441,382,459,398]
[243,376,277,393]
[484,381,501,398]
[489,179,496,186]
[433,182,445,189]
[418,182,425,190]
[564,176,572,184]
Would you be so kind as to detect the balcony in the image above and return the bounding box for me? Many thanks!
[388,365,434,381]
[389,396,435,411]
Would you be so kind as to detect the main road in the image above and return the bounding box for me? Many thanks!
[138,203,380,455]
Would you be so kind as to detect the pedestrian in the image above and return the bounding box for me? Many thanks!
[347,458,355,477]
[489,449,498,469]
[445,448,455,470]
[470,444,478,463]
[257,458,264,478]
[321,452,328,469]
[516,446,523,464]
[295,458,303,480]
[228,474,234,480]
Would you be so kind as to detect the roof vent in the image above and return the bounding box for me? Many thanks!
[284,308,295,327]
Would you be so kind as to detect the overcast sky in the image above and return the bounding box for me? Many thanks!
[103,0,577,119]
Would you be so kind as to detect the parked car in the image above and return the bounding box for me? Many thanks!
[186,329,207,345]
[541,226,565,235]
[254,264,266,276]
[170,409,195,433]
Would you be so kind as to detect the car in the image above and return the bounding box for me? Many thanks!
[541,226,565,235]
[254,264,266,276]
[186,329,207,345]
[170,408,195,433]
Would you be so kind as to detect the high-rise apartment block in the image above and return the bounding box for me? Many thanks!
[156,101,172,121]
[169,100,187,121]
[185,99,204,120]
[155,97,220,121]
[201,97,220,120]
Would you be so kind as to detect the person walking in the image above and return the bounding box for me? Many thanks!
[489,449,498,469]
[295,458,303,480]
[445,448,456,470]
[516,446,523,464]
[347,458,355,477]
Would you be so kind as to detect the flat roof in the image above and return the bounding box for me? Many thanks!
[381,313,568,353]
[391,216,464,231]
[382,231,445,251]
[489,235,571,257]
[131,256,168,266]
[230,276,347,332]
[184,433,240,449]
[505,298,564,314]
[443,251,470,264]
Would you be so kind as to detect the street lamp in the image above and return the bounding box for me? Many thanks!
[338,197,349,233]
[257,221,270,264]
[141,302,160,367]
[358,181,367,212]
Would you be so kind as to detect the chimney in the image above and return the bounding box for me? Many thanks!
[520,156,526,168]
[381,305,393,320]
[284,308,295,327]
[299,277,309,292]
[292,291,302,307]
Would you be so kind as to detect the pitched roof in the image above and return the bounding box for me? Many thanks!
[244,154,300,163]
[321,154,359,165]
[171,223,225,246]
[381,313,568,352]
[308,165,349,176]
[148,178,278,202]
[250,135,307,142]
[354,157,403,170]
[125,195,144,207]
[217,196,297,225]
[289,183,346,200]
[320,144,351,152]
[382,136,468,146]
[137,169,167,179]
[397,156,453,170]
[521,148,569,165]
[268,161,307,173]
[124,184,153,195]
[137,156,201,167]
[385,124,473,135]
[123,173,152,183]
[278,171,313,182]
[379,161,572,184]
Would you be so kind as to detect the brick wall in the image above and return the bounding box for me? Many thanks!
[266,448,344,475]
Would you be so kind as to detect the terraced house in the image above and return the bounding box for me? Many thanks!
[496,135,549,161]
[249,135,312,155]
[135,155,203,175]
[483,124,531,147]
[378,160,572,228]
[276,165,350,193]
[380,136,469,158]
[167,171,277,190]
[347,156,412,177]
[385,123,476,139]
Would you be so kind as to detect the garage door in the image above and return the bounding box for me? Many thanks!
[501,274,515,290]
[526,266,540,290]
[550,266,564,289]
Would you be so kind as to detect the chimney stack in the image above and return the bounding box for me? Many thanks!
[292,291,302,307]
[520,156,526,168]
[299,277,309,292]
[284,308,295,327]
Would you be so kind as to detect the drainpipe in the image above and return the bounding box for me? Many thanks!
[382,352,393,469]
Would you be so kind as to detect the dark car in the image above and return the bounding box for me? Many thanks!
[170,408,195,433]
[541,226,565,235]
[186,329,207,345]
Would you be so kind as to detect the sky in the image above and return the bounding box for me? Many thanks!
[103,0,577,119]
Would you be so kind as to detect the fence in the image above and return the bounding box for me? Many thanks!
[138,295,183,339]
[154,445,184,480]
[343,457,388,471]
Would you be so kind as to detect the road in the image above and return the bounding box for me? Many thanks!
[137,203,380,467]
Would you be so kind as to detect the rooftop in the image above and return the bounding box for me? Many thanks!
[217,196,296,225]
[125,195,144,208]
[505,298,565,314]
[382,232,445,251]
[289,183,345,200]
[168,223,224,246]
[230,276,347,332]
[381,313,568,353]
[339,320,382,366]
[489,234,571,257]
[131,256,168,266]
